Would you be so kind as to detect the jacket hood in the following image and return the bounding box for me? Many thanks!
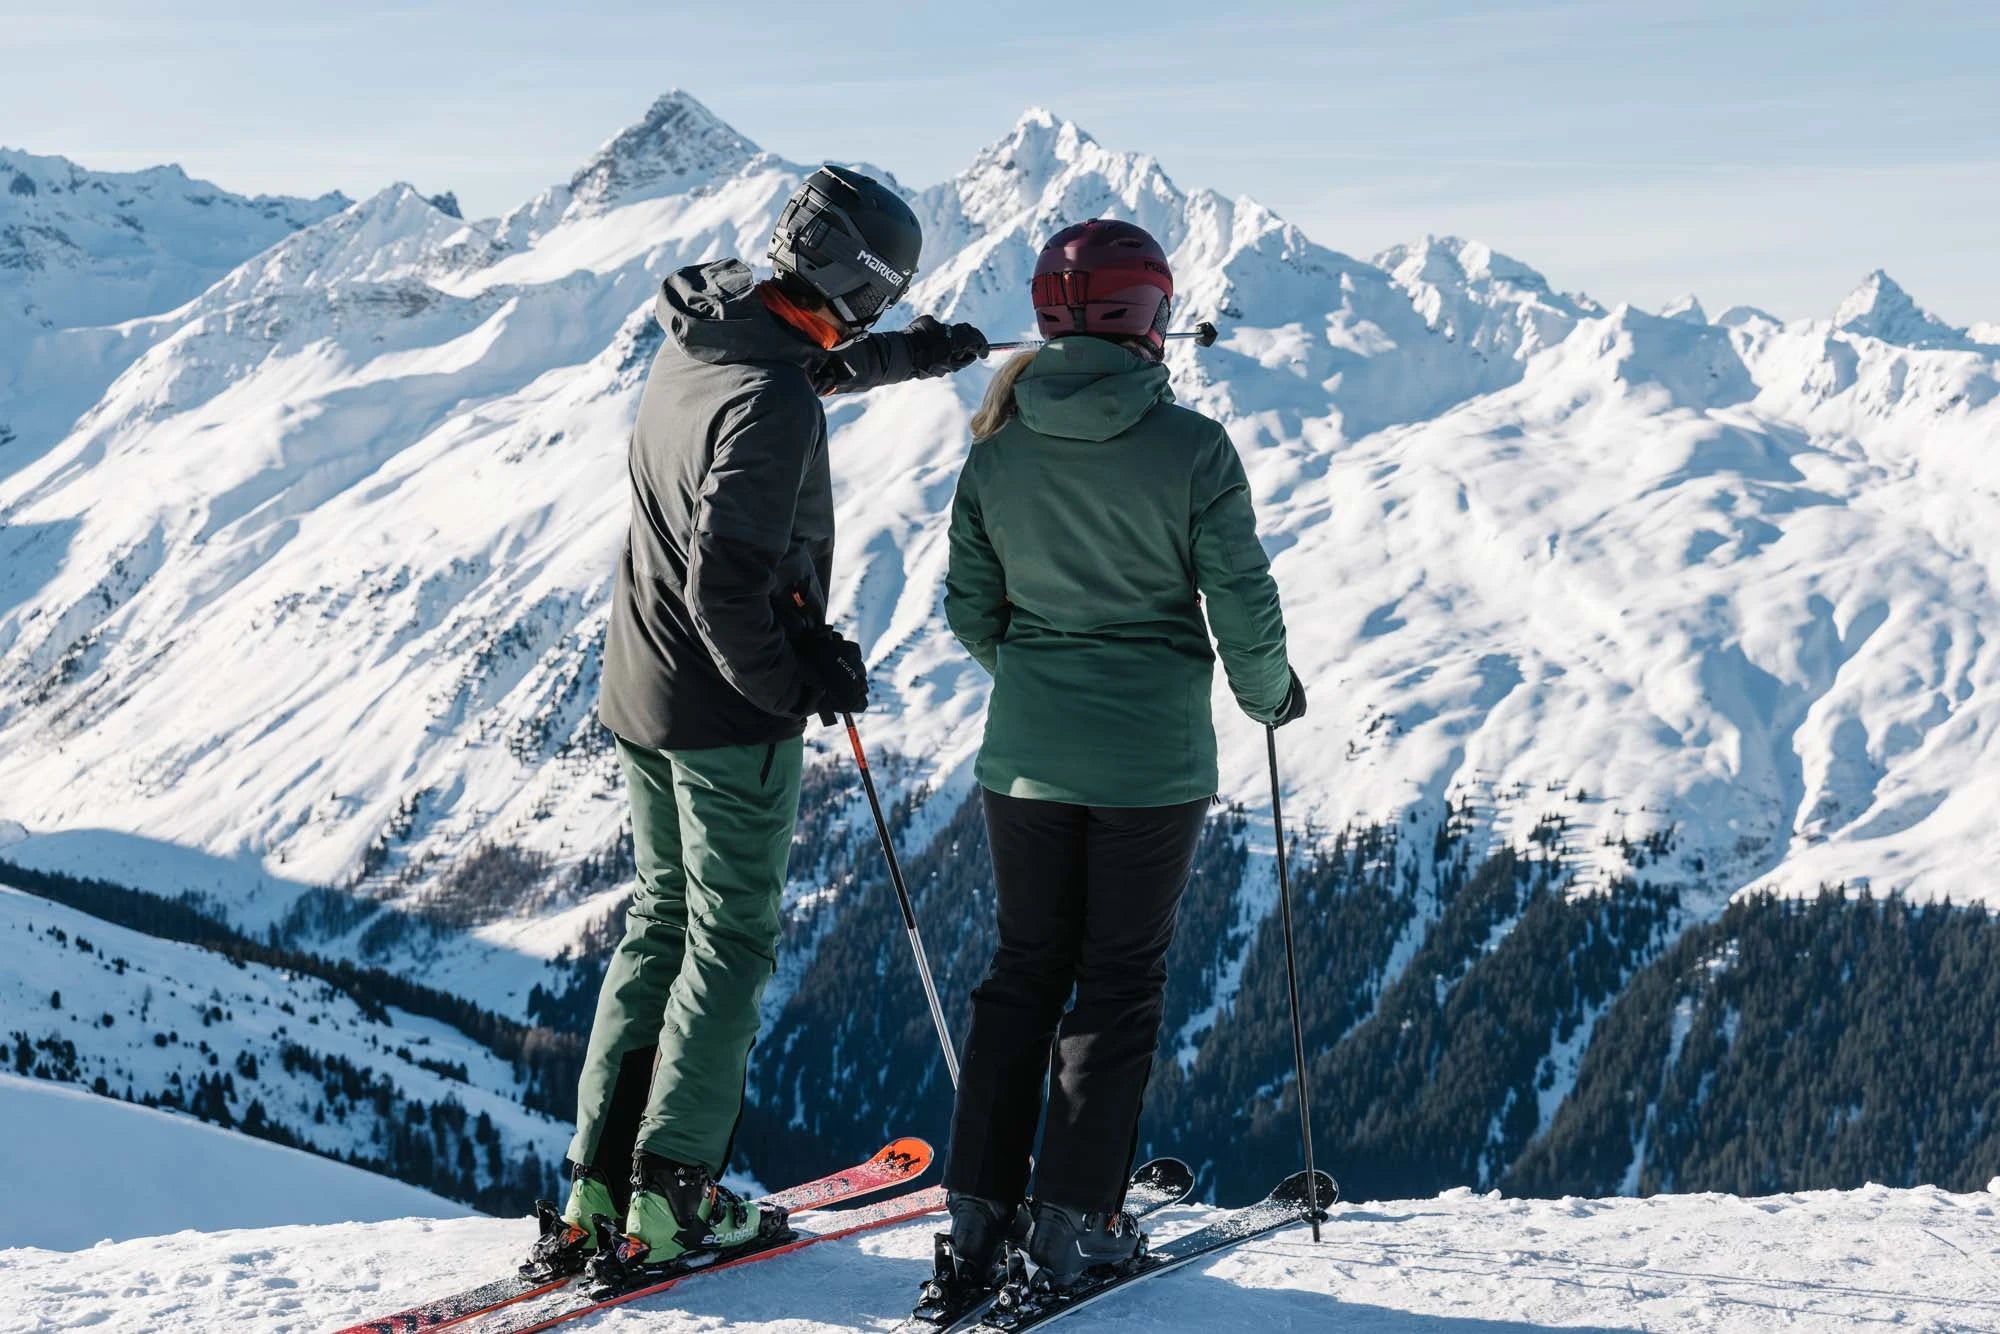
[655,259,831,370]
[1012,336,1173,442]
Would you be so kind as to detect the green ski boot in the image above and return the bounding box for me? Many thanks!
[589,1154,791,1290]
[522,1161,618,1279]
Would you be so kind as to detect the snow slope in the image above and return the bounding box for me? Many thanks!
[0,885,570,1206]
[0,150,347,484]
[0,1073,464,1250]
[5,1183,1997,1332]
[2,88,2000,1010]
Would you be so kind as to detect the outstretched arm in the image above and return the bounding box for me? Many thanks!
[824,316,988,393]
[1192,427,1293,722]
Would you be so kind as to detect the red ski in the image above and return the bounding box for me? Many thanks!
[327,1137,932,1334]
[474,1185,948,1334]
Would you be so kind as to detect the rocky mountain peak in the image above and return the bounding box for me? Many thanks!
[1377,235,1556,295]
[202,184,485,304]
[1661,294,1709,324]
[566,90,760,209]
[928,107,1184,256]
[1374,234,1595,366]
[1834,269,1965,348]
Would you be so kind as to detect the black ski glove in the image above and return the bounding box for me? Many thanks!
[1270,668,1308,727]
[797,627,870,717]
[902,315,988,377]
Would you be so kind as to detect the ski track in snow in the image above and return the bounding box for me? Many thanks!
[5,1186,1999,1333]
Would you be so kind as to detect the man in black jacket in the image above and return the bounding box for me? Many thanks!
[536,167,986,1273]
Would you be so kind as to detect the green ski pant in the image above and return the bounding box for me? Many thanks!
[567,733,803,1178]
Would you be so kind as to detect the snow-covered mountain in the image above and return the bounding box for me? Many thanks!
[4,90,2000,1206]
[10,1179,1999,1331]
[1833,269,1989,350]
[0,151,349,487]
[4,92,1997,927]
[0,149,346,332]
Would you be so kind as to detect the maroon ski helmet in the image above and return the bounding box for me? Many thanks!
[1031,218,1174,354]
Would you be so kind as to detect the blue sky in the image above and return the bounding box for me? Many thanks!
[6,0,1997,322]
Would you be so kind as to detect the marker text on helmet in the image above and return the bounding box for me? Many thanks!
[857,249,907,287]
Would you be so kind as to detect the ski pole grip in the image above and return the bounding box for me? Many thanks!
[785,589,838,725]
[786,588,816,627]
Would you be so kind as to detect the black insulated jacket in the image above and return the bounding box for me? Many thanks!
[600,259,934,750]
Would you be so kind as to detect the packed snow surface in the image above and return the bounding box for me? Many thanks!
[0,1074,465,1250]
[4,1184,1997,1332]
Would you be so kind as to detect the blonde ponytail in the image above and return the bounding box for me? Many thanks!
[970,350,1037,441]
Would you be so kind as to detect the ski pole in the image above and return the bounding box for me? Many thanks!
[788,591,960,1088]
[840,709,961,1089]
[1267,723,1323,1242]
[985,319,1221,354]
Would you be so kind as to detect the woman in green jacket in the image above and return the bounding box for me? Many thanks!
[932,219,1305,1300]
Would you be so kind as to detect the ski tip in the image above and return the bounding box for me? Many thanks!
[1271,1169,1339,1218]
[1131,1156,1195,1199]
[874,1136,936,1177]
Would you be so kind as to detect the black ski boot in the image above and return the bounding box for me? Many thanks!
[911,1193,1021,1324]
[1025,1199,1145,1289]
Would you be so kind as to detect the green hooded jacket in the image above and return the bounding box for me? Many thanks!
[945,336,1292,807]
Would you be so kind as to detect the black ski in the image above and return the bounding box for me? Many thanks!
[897,1158,1196,1332]
[966,1169,1336,1333]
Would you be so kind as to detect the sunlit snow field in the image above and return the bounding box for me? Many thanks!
[6,1182,1998,1332]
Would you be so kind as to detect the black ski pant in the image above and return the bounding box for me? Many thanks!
[944,789,1210,1215]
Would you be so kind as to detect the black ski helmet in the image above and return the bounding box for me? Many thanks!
[769,166,921,328]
